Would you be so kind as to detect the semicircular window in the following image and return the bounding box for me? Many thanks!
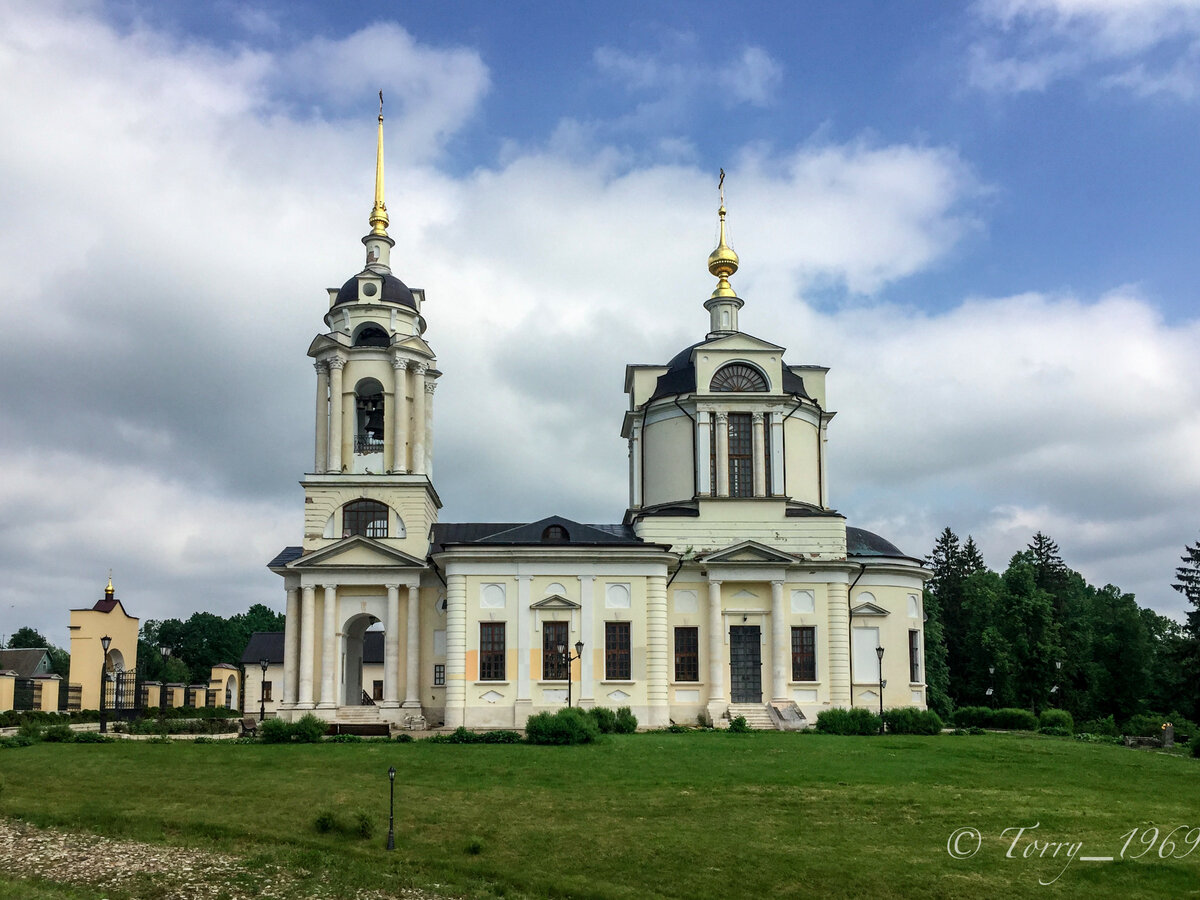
[343,500,389,538]
[710,363,768,392]
[354,326,390,348]
[542,525,570,543]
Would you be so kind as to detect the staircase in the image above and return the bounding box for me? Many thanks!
[727,703,776,730]
[333,706,388,735]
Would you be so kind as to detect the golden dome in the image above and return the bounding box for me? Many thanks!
[708,203,739,298]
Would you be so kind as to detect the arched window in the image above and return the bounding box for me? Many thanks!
[354,378,385,453]
[542,525,569,542]
[354,325,390,347]
[710,363,768,392]
[343,500,389,538]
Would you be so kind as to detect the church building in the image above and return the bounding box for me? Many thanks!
[268,105,929,730]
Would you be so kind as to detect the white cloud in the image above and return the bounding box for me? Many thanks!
[969,0,1200,98]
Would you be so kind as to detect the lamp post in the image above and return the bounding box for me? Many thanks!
[159,645,171,720]
[986,665,995,707]
[386,766,396,851]
[875,645,885,734]
[99,635,112,733]
[557,640,585,708]
[259,657,270,721]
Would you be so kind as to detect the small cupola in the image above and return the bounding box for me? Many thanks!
[703,170,745,337]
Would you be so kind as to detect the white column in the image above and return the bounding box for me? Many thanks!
[771,580,788,702]
[578,576,594,703]
[752,413,767,498]
[318,584,338,709]
[403,583,421,708]
[327,357,345,473]
[646,573,669,726]
[770,415,785,496]
[444,572,467,728]
[828,582,851,707]
[390,358,408,473]
[384,584,400,707]
[424,380,437,482]
[297,585,316,708]
[715,413,729,498]
[706,579,724,720]
[313,361,329,473]
[412,363,427,475]
[630,421,643,507]
[697,410,712,496]
[517,576,532,701]
[283,587,299,707]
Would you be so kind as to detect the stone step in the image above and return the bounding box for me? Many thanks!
[727,704,777,730]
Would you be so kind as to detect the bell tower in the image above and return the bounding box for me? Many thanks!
[301,94,441,559]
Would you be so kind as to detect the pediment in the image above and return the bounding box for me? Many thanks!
[307,333,348,357]
[391,334,435,359]
[701,332,786,355]
[530,594,581,610]
[287,535,426,570]
[703,541,802,565]
[850,602,889,617]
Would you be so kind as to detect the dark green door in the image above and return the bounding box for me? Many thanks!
[729,626,762,703]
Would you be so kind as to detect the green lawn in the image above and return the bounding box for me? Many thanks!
[1,732,1198,899]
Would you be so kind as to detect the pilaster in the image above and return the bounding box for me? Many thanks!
[646,573,669,726]
[828,582,851,707]
[444,572,467,728]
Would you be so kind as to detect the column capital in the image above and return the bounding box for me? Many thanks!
[715,411,729,424]
[413,361,429,375]
[771,579,785,587]
[326,356,346,371]
[321,583,338,592]
[752,412,765,424]
[391,356,409,371]
[424,381,438,394]
[384,583,400,591]
[313,359,328,373]
[707,577,723,587]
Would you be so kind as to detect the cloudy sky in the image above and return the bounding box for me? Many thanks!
[2,0,1197,647]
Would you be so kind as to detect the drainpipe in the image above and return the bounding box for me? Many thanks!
[846,562,866,707]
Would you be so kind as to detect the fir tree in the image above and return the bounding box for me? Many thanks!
[961,536,986,575]
[1173,538,1200,634]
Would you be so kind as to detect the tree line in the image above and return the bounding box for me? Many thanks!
[921,529,1200,729]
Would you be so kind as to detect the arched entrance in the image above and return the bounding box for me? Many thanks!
[224,672,240,711]
[341,613,383,706]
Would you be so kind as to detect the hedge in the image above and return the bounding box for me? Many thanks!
[882,707,943,735]
[524,707,600,745]
[815,707,882,735]
[952,707,1038,731]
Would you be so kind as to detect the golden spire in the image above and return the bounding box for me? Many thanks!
[105,570,114,599]
[707,168,739,298]
[369,90,389,237]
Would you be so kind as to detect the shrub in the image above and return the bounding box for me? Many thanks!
[589,706,618,734]
[17,721,43,742]
[395,733,414,743]
[292,714,329,744]
[1038,726,1071,737]
[950,728,967,736]
[816,707,882,736]
[968,726,987,736]
[355,812,375,839]
[1121,713,1170,737]
[0,736,35,749]
[728,716,750,733]
[71,731,112,744]
[314,810,337,834]
[327,734,363,743]
[259,717,294,744]
[466,838,483,855]
[192,736,215,745]
[665,723,691,733]
[1039,709,1074,733]
[525,707,600,745]
[883,707,943,735]
[952,707,1037,731]
[1078,715,1118,737]
[614,706,638,734]
[41,725,75,743]
[1191,734,1200,758]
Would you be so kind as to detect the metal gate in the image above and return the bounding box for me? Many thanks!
[13,678,35,711]
[102,671,142,720]
[729,626,762,703]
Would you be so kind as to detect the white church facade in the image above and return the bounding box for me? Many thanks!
[269,107,930,730]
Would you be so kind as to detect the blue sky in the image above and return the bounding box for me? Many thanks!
[1,0,1197,644]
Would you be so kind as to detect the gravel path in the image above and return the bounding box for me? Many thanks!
[0,818,446,899]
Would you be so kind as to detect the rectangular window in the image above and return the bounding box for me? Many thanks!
[791,626,816,681]
[372,680,384,701]
[262,681,273,701]
[728,412,753,497]
[480,622,506,681]
[909,630,921,683]
[543,621,568,680]
[433,664,445,686]
[606,622,631,680]
[674,626,699,682]
[852,627,881,683]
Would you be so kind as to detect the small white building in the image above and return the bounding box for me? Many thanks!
[269,109,930,730]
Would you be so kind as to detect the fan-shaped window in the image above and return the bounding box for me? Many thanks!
[710,363,768,392]
[343,500,388,538]
[354,326,390,348]
[542,525,569,542]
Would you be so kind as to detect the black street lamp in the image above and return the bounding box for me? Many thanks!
[557,640,585,708]
[986,665,995,707]
[259,657,270,721]
[159,644,171,721]
[99,635,112,734]
[386,766,396,851]
[875,645,885,734]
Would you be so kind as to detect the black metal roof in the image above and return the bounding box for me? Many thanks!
[846,527,907,558]
[267,546,303,568]
[241,630,383,665]
[334,271,416,308]
[431,517,644,553]
[648,339,811,402]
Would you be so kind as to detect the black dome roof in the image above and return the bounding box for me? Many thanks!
[846,527,907,558]
[334,271,416,309]
[648,340,811,401]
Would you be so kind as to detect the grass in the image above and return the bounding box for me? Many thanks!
[1,731,1198,898]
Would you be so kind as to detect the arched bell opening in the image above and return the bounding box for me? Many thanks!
[354,377,385,454]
